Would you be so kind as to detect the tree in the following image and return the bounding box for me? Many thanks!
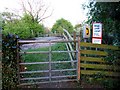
[0,13,3,30]
[20,13,45,37]
[1,11,20,22]
[1,0,52,39]
[20,0,53,23]
[51,18,74,34]
[2,13,45,39]
[83,1,120,45]
[74,24,82,32]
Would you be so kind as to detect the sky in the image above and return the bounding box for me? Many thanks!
[0,0,89,28]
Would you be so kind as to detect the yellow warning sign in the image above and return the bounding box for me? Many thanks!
[86,27,89,35]
[83,24,90,38]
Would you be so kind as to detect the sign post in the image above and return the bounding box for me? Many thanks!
[92,23,102,44]
[83,24,90,70]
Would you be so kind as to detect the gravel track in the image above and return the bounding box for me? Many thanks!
[20,37,64,50]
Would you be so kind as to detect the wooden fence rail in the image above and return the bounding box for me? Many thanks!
[80,42,119,50]
[79,42,120,77]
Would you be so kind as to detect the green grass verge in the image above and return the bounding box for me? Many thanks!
[22,43,70,63]
[21,43,76,79]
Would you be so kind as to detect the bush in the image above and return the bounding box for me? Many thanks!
[2,34,20,89]
[2,14,45,39]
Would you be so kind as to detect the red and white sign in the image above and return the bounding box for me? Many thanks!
[92,22,102,44]
[92,38,102,44]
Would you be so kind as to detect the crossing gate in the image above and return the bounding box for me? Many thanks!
[17,39,80,86]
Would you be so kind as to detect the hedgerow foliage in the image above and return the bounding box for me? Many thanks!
[2,34,20,89]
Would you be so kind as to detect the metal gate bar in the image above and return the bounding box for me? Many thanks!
[20,68,77,74]
[20,75,77,81]
[18,79,77,86]
[19,60,77,65]
[49,41,52,82]
[18,39,79,86]
[20,51,77,54]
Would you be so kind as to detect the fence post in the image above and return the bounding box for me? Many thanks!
[49,40,52,82]
[83,38,87,70]
[77,35,80,82]
[0,30,2,89]
[73,31,76,58]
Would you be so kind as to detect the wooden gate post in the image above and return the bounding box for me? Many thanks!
[0,55,1,90]
[73,31,76,58]
[77,34,80,82]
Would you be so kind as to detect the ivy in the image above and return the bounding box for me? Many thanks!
[2,34,20,89]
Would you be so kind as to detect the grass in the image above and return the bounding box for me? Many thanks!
[22,43,70,63]
[20,43,76,80]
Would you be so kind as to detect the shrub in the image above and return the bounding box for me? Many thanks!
[2,34,20,89]
[2,14,45,39]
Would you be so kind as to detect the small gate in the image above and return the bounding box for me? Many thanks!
[17,39,80,86]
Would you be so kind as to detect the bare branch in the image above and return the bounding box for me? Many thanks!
[20,0,53,23]
[34,5,44,20]
[21,0,27,14]
[36,4,45,15]
[40,6,49,19]
[28,1,32,13]
[38,9,54,22]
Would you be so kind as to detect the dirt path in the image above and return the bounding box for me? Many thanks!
[20,36,63,50]
[37,82,81,88]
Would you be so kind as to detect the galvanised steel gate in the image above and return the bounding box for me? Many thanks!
[17,39,80,86]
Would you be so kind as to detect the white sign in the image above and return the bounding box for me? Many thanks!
[92,38,102,44]
[92,23,102,38]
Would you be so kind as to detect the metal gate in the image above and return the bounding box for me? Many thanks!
[17,39,80,86]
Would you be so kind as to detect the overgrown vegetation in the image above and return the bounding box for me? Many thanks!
[2,34,20,89]
[81,73,120,88]
[83,1,120,45]
[104,49,120,64]
[2,13,45,39]
[81,2,120,88]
